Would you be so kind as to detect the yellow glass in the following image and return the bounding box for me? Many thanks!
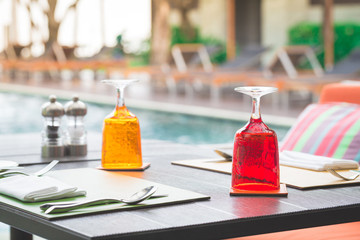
[101,79,142,169]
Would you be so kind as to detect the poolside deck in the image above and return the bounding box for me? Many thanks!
[0,72,311,126]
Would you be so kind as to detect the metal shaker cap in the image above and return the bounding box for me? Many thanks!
[41,95,65,117]
[64,95,87,116]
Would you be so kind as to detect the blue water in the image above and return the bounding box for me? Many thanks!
[0,92,289,144]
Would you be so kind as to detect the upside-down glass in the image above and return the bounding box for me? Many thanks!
[101,79,142,169]
[232,87,280,191]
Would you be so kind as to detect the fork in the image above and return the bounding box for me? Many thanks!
[326,168,360,181]
[0,160,59,178]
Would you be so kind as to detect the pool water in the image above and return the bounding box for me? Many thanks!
[0,92,289,144]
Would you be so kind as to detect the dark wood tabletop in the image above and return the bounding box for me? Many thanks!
[1,133,360,240]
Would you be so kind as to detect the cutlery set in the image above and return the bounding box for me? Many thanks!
[0,162,162,214]
[41,185,160,214]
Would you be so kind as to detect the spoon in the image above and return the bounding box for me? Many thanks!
[43,185,158,214]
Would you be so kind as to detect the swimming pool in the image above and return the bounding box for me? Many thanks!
[0,92,289,144]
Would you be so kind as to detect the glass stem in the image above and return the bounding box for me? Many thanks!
[251,96,261,120]
[116,86,125,108]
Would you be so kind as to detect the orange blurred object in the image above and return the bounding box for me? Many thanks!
[319,82,360,104]
[230,221,360,240]
[101,105,142,169]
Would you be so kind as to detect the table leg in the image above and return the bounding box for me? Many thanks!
[10,226,33,240]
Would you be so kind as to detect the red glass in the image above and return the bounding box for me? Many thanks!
[231,87,280,191]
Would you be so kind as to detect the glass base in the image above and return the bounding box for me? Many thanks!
[98,162,150,171]
[231,183,280,191]
[230,183,287,196]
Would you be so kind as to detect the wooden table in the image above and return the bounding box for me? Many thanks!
[1,133,360,240]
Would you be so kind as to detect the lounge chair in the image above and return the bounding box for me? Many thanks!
[158,43,214,97]
[265,48,360,98]
[206,45,271,102]
[326,48,360,76]
[169,44,270,101]
[263,45,324,79]
[255,46,360,108]
[0,43,34,81]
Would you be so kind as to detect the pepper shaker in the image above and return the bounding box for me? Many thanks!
[41,95,65,158]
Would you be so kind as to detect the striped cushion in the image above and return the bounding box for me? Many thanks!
[280,103,360,162]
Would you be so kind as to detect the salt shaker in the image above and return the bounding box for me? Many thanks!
[64,95,87,156]
[41,95,65,158]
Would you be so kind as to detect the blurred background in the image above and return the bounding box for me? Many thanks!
[1,0,359,67]
[0,0,359,129]
[1,1,360,238]
[0,0,359,141]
